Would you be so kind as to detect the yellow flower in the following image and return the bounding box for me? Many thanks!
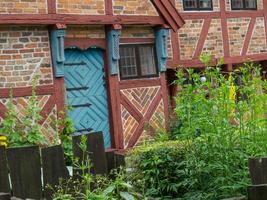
[228,75,236,117]
[229,83,236,101]
[0,135,7,147]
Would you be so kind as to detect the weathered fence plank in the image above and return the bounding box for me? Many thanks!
[106,151,126,173]
[249,158,267,184]
[7,146,42,199]
[0,193,11,200]
[42,145,70,200]
[248,184,267,200]
[106,151,115,173]
[115,152,125,168]
[86,132,107,174]
[73,132,107,176]
[0,146,10,193]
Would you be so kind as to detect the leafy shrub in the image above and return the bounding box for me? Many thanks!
[53,135,142,200]
[128,59,267,199]
[56,114,75,165]
[0,77,46,147]
[171,61,267,199]
[127,141,191,199]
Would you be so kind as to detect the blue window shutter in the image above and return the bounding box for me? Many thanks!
[107,29,121,75]
[155,28,169,72]
[50,29,66,77]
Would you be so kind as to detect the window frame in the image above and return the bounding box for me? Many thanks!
[231,0,257,10]
[119,43,159,80]
[183,0,213,11]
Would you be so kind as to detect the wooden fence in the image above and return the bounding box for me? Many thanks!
[0,132,125,200]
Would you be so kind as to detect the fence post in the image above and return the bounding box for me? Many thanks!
[248,157,267,200]
[42,145,70,200]
[0,193,11,200]
[72,132,107,177]
[0,146,10,193]
[249,157,267,184]
[7,146,42,199]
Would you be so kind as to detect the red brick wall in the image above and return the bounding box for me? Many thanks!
[0,26,56,145]
[0,0,47,14]
[0,26,53,88]
[113,0,158,15]
[173,0,267,66]
[66,25,105,39]
[120,85,166,148]
[57,0,105,14]
[121,26,155,38]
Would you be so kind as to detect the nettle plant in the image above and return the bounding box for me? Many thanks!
[173,55,267,199]
[53,135,141,200]
[0,76,46,147]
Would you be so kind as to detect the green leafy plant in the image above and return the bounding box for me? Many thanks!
[127,141,191,199]
[0,76,46,147]
[56,113,75,165]
[53,135,141,200]
[128,58,267,199]
[173,61,267,199]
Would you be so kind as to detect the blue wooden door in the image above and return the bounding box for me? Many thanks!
[64,48,111,148]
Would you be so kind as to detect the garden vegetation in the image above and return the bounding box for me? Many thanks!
[128,56,267,199]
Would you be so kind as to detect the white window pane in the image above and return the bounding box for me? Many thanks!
[232,0,244,9]
[184,0,198,9]
[119,46,137,78]
[199,0,212,9]
[139,46,157,76]
[245,0,256,8]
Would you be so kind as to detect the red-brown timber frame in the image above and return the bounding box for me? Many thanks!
[0,0,174,149]
[167,0,267,69]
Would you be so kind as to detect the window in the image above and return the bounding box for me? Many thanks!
[231,0,257,10]
[183,0,213,11]
[119,44,158,80]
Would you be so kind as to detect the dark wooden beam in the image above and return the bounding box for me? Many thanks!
[47,0,56,14]
[0,85,54,98]
[0,14,165,25]
[105,0,113,15]
[39,95,56,125]
[177,53,267,68]
[119,78,161,89]
[193,18,212,58]
[120,92,143,122]
[241,17,256,56]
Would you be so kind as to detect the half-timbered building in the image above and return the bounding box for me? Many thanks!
[0,0,266,150]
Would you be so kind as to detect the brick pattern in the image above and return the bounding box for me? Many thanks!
[135,99,165,146]
[248,17,267,54]
[113,0,158,16]
[0,0,47,14]
[120,86,166,148]
[66,25,105,39]
[41,106,58,144]
[135,130,153,146]
[0,95,57,145]
[178,19,204,60]
[0,26,53,88]
[121,26,155,39]
[175,0,220,11]
[0,95,50,117]
[57,0,105,15]
[167,31,173,60]
[228,17,250,56]
[121,105,139,147]
[121,86,160,116]
[149,99,165,130]
[202,19,223,58]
